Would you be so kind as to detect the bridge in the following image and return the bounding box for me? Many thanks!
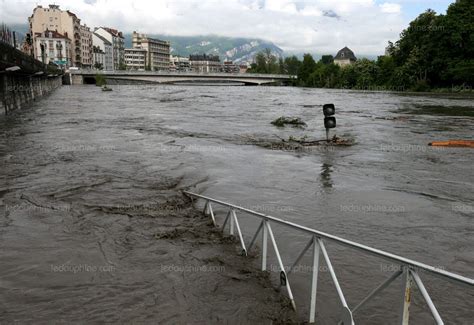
[69,70,294,86]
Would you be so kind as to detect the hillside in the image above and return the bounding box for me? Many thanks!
[124,34,283,64]
[9,23,284,64]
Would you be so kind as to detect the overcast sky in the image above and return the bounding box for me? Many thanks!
[1,0,453,55]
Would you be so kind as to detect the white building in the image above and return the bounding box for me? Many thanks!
[94,27,125,70]
[34,30,72,68]
[170,55,190,72]
[92,46,105,70]
[92,33,113,71]
[132,31,170,71]
[334,47,357,67]
[189,54,222,73]
[124,48,147,70]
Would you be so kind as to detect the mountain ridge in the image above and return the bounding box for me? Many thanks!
[123,34,283,64]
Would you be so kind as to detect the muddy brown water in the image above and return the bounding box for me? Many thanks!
[1,85,473,324]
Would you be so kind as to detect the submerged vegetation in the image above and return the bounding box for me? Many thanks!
[271,116,307,128]
[95,74,107,87]
[249,0,473,92]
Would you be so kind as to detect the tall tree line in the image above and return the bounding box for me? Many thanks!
[248,0,473,91]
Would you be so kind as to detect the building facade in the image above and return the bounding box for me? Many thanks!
[124,48,147,70]
[92,46,105,70]
[223,61,239,73]
[189,54,222,73]
[28,4,83,67]
[34,30,72,68]
[94,27,125,70]
[80,24,92,68]
[170,55,191,72]
[132,32,170,71]
[92,33,113,71]
[334,47,357,67]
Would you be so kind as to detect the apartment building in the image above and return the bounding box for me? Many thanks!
[28,4,83,67]
[92,46,105,70]
[124,48,147,70]
[94,27,125,70]
[189,54,222,73]
[132,32,170,71]
[34,30,72,68]
[80,24,93,68]
[92,33,113,71]
[223,61,240,73]
[170,55,191,72]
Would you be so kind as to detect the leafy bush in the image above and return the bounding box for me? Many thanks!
[95,74,107,87]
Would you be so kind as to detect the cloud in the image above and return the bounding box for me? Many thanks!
[380,3,402,14]
[0,0,409,55]
[322,10,341,20]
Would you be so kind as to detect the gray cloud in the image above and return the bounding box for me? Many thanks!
[0,0,409,55]
[322,10,340,20]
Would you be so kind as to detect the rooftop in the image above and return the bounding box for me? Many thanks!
[35,29,70,40]
[101,27,124,39]
[334,46,357,61]
[93,33,112,46]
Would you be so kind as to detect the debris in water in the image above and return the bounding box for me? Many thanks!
[429,140,474,148]
[271,116,307,128]
[242,134,355,151]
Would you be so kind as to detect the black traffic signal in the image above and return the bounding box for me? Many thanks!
[323,104,336,129]
[324,116,336,129]
[323,103,336,142]
[323,103,335,116]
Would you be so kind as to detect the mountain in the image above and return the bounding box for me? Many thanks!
[7,24,29,43]
[124,34,283,64]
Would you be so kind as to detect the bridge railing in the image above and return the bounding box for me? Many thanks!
[69,68,294,79]
[183,190,473,324]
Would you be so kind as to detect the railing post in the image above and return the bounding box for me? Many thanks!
[261,219,268,271]
[208,202,216,227]
[410,270,444,325]
[309,236,320,323]
[230,209,235,236]
[399,266,413,325]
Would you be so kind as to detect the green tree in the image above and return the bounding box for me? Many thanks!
[298,54,317,86]
[308,62,340,88]
[94,62,104,70]
[321,55,334,65]
[281,56,301,75]
[248,48,280,74]
[375,55,396,88]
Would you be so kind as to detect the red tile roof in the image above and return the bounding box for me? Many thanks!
[35,30,71,40]
[102,27,124,38]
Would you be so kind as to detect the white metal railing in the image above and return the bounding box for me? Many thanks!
[183,190,473,324]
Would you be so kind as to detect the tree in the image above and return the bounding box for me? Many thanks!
[298,54,317,86]
[248,48,280,74]
[375,55,396,87]
[283,56,301,75]
[321,55,334,65]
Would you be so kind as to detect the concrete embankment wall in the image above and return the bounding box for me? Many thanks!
[0,74,62,115]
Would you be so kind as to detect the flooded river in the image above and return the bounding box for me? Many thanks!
[1,85,473,324]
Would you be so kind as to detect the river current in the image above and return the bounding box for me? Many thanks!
[1,85,473,324]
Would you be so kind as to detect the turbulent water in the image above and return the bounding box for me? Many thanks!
[1,84,473,324]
